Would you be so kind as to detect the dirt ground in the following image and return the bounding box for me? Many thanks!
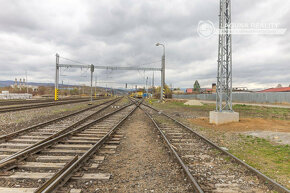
[188,117,290,133]
[188,117,290,145]
[244,131,290,145]
[179,99,290,109]
[91,108,193,193]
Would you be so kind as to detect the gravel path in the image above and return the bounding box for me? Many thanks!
[91,108,193,193]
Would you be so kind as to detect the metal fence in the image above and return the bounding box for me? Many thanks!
[173,92,290,104]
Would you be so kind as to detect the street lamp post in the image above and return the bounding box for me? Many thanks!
[156,43,165,102]
[95,75,97,98]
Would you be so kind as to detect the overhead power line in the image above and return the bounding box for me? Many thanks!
[59,56,89,65]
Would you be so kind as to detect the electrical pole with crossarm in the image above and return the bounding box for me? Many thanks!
[55,53,165,102]
[209,0,239,124]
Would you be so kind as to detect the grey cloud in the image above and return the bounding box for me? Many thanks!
[0,0,289,89]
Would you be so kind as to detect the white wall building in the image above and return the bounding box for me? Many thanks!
[0,91,32,99]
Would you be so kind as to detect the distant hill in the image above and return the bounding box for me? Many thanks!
[0,80,55,87]
[0,80,12,87]
[0,80,127,94]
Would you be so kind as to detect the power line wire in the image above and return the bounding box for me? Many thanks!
[59,56,89,65]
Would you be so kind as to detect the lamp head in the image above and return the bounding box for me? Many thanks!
[156,43,160,46]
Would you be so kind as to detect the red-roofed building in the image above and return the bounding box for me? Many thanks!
[205,88,212,93]
[258,87,290,92]
[186,88,193,93]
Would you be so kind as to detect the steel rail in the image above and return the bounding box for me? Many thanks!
[0,101,134,170]
[141,102,290,193]
[0,97,107,113]
[0,97,121,161]
[0,98,91,111]
[34,156,78,193]
[0,97,91,106]
[0,99,53,106]
[0,98,118,143]
[127,96,143,105]
[139,105,204,193]
[35,101,141,193]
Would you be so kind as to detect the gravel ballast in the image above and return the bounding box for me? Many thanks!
[87,108,193,192]
[0,100,108,135]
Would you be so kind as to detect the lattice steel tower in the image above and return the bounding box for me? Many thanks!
[216,0,233,112]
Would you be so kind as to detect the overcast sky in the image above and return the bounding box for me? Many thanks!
[0,0,289,89]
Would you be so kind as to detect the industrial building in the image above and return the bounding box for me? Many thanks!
[259,87,290,92]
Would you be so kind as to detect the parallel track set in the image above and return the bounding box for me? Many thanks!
[0,98,89,107]
[0,97,140,192]
[137,101,289,193]
[0,97,107,113]
[0,97,288,193]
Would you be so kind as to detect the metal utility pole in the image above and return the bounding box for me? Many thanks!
[94,75,97,98]
[216,0,233,112]
[55,54,94,104]
[55,54,60,100]
[56,53,163,100]
[152,72,155,95]
[90,64,94,104]
[146,77,148,98]
[25,71,28,94]
[152,72,154,88]
[156,43,165,102]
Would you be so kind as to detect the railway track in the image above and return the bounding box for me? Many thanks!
[138,101,289,193]
[0,97,138,192]
[0,97,119,143]
[0,98,88,107]
[0,97,287,192]
[0,97,107,114]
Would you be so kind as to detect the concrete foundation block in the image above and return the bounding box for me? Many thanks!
[209,111,239,125]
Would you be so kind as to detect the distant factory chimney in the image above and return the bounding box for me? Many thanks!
[23,78,26,87]
[15,78,17,86]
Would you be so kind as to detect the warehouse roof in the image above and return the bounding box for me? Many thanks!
[258,87,290,92]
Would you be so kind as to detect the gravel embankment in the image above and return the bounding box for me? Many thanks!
[86,109,193,193]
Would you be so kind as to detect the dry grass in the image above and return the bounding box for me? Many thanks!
[188,117,290,132]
